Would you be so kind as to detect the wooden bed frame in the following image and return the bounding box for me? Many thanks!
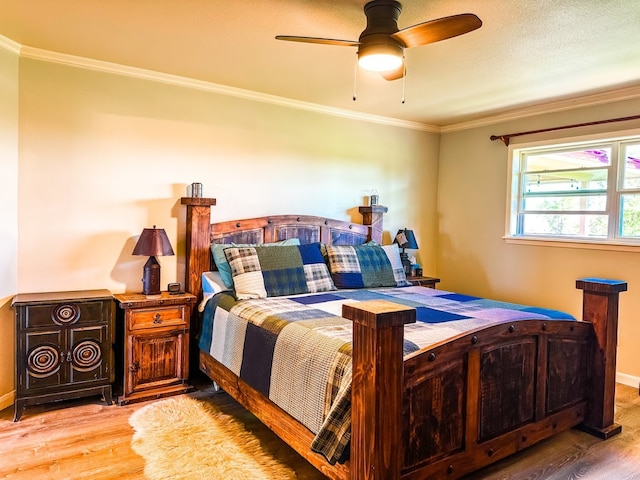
[180,197,627,480]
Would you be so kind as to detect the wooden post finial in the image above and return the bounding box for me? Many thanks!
[359,205,388,244]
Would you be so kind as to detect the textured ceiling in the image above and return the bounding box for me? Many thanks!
[2,0,639,127]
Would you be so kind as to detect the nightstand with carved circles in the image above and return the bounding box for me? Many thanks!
[12,289,115,421]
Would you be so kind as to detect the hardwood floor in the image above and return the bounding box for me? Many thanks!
[1,380,638,479]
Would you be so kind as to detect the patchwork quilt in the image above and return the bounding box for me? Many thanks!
[199,285,574,464]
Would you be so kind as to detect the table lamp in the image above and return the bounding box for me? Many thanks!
[132,226,175,295]
[394,228,418,276]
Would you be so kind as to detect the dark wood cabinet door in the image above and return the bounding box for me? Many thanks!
[68,324,111,384]
[21,329,65,391]
[126,329,186,395]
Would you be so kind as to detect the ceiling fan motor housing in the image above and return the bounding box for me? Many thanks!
[358,0,404,60]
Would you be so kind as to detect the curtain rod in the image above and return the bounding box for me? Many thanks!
[489,114,640,146]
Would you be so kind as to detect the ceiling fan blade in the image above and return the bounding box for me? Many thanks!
[380,64,405,81]
[275,35,359,47]
[391,13,482,48]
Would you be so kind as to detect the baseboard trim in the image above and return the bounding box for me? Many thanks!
[616,372,640,389]
[0,390,15,413]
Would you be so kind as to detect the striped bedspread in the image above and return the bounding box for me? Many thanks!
[199,285,574,464]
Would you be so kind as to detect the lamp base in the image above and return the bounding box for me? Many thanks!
[141,256,161,296]
[400,250,412,276]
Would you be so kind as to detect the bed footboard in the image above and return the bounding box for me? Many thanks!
[199,278,625,480]
[341,278,626,480]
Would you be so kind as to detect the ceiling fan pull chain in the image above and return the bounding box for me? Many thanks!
[401,58,406,104]
[353,52,358,101]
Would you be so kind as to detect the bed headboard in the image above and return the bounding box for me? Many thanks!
[180,197,388,300]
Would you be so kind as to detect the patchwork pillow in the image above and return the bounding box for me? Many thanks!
[325,243,410,289]
[224,243,336,299]
[211,238,301,289]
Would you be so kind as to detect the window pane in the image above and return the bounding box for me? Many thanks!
[524,169,607,194]
[620,194,640,237]
[523,194,606,212]
[622,144,640,189]
[521,214,608,237]
[524,147,611,173]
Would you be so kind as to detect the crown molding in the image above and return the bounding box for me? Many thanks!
[441,85,640,133]
[9,34,637,135]
[17,44,438,133]
[0,35,21,55]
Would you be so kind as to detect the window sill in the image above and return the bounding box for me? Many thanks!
[503,236,640,253]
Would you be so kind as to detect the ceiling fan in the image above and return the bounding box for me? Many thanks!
[276,0,482,81]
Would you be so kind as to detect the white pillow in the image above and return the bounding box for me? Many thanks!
[198,271,229,312]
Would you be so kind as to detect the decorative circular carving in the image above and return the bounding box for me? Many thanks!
[27,345,61,377]
[52,303,80,325]
[72,340,102,371]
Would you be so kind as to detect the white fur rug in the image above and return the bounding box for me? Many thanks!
[128,396,296,480]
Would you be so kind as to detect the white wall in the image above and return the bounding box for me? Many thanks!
[438,99,640,380]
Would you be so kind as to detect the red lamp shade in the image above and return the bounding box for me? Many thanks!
[132,226,174,295]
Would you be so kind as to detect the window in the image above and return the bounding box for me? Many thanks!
[507,133,640,245]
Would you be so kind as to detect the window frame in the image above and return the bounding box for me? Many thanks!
[505,128,640,251]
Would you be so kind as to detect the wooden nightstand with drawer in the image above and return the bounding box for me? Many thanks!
[406,275,441,288]
[114,292,196,405]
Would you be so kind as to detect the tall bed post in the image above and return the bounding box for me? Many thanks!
[180,197,216,298]
[343,300,416,480]
[576,277,627,438]
[359,205,388,243]
[180,197,216,372]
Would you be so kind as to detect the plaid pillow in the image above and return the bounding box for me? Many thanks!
[211,238,300,288]
[325,243,410,288]
[224,243,335,299]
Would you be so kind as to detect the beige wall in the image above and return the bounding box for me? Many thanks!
[3,41,638,408]
[0,55,439,403]
[0,45,19,410]
[438,99,640,380]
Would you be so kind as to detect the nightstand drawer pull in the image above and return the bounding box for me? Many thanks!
[153,313,162,324]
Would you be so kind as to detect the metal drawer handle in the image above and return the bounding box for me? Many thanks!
[153,313,162,324]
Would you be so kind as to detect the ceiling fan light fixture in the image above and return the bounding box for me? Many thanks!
[357,42,403,72]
